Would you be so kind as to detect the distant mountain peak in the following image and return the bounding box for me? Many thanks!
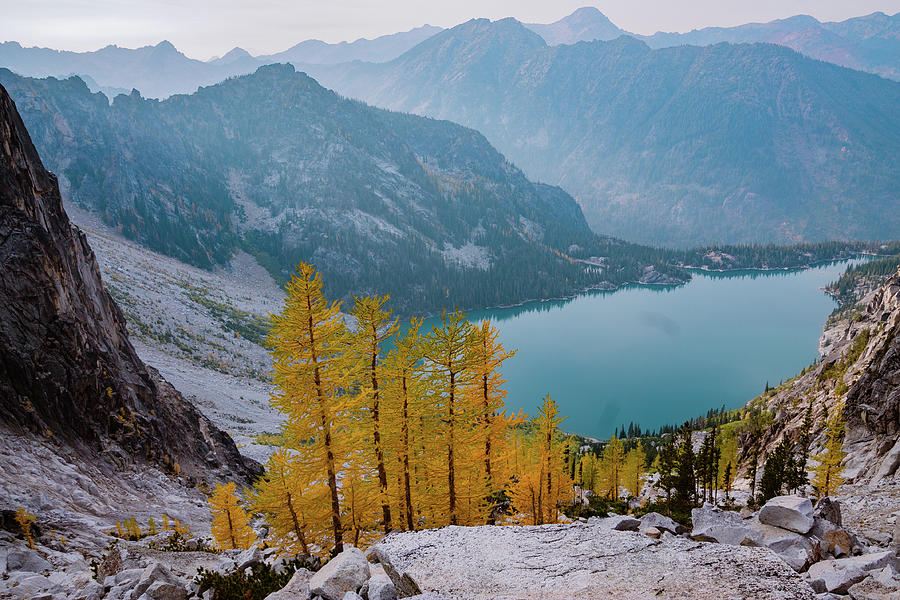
[155,40,177,51]
[525,6,625,45]
[208,46,252,65]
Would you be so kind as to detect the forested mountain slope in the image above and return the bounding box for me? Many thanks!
[1,64,667,314]
[302,18,900,246]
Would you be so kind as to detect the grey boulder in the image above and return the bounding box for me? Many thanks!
[750,521,819,572]
[691,505,757,545]
[137,580,188,600]
[808,561,867,594]
[759,496,814,534]
[309,547,371,600]
[814,498,842,526]
[639,512,681,534]
[808,553,898,594]
[132,563,182,599]
[236,546,263,571]
[264,568,313,600]
[371,523,815,599]
[588,515,640,531]
[5,547,51,572]
[367,572,398,600]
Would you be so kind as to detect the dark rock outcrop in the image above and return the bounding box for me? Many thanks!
[0,82,259,483]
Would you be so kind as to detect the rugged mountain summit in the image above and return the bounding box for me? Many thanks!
[525,9,899,82]
[305,19,900,246]
[0,25,444,99]
[261,24,443,65]
[524,7,625,44]
[0,82,258,484]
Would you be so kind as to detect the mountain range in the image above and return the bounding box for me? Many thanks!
[0,24,443,99]
[303,18,900,246]
[2,64,663,315]
[528,7,900,81]
[2,9,898,248]
[0,8,896,101]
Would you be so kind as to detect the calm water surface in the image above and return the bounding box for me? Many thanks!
[417,261,860,439]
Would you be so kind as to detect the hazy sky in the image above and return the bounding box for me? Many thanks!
[3,0,899,59]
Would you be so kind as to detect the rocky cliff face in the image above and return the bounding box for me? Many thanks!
[750,267,900,485]
[844,270,900,481]
[0,82,259,484]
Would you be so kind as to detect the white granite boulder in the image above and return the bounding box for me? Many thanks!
[587,515,641,531]
[263,568,313,600]
[371,523,816,599]
[759,496,814,534]
[639,512,681,534]
[807,552,898,594]
[691,505,757,545]
[309,547,370,600]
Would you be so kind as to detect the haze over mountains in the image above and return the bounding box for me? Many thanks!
[0,8,896,100]
[1,8,898,247]
[306,18,900,246]
[531,7,900,81]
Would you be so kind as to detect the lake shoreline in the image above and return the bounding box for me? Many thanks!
[453,259,861,439]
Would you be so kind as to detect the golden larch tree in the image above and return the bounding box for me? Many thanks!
[469,319,517,522]
[812,402,847,497]
[597,435,626,501]
[209,482,257,550]
[422,309,479,526]
[578,452,598,492]
[350,295,399,533]
[510,395,571,525]
[382,319,427,530]
[269,262,355,554]
[251,449,329,556]
[623,441,647,500]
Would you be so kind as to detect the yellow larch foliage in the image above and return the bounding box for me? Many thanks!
[209,482,257,550]
[350,295,400,533]
[623,441,647,500]
[510,396,572,525]
[421,309,484,526]
[251,449,329,557]
[381,319,428,530]
[341,447,381,549]
[578,452,599,492]
[15,507,36,549]
[812,402,847,497]
[469,320,520,521]
[268,262,356,554]
[597,436,626,501]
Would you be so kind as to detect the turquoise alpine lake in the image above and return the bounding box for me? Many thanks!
[416,260,862,439]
